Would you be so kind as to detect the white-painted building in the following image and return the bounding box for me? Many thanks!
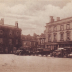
[45,16,72,49]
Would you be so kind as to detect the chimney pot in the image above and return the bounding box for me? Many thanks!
[15,21,18,28]
[50,16,54,22]
[1,18,4,25]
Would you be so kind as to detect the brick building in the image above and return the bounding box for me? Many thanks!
[45,16,72,50]
[0,18,22,53]
[21,35,38,52]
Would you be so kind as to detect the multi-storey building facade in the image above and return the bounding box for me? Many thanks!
[0,18,22,53]
[21,35,38,52]
[37,33,45,48]
[45,16,72,50]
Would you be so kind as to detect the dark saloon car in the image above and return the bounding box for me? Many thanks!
[50,48,64,57]
[36,48,51,56]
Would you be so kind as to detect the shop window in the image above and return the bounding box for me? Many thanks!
[48,34,51,42]
[0,30,3,35]
[66,24,70,30]
[0,38,3,44]
[60,25,64,31]
[9,39,12,44]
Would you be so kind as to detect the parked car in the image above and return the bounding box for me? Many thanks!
[50,48,64,57]
[36,48,50,56]
[68,52,72,58]
[15,48,35,56]
[15,50,23,55]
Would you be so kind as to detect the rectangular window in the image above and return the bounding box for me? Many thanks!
[60,25,64,31]
[66,24,70,30]
[53,25,57,32]
[48,26,51,32]
[53,33,57,42]
[9,39,12,44]
[48,34,51,42]
[66,31,70,41]
[0,30,3,35]
[60,32,64,41]
[16,39,18,44]
[9,30,12,36]
[0,38,3,44]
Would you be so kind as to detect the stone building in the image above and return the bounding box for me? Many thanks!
[0,18,22,53]
[45,16,72,50]
[37,33,45,48]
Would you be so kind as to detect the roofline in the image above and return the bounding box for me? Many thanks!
[0,24,21,30]
[46,16,72,24]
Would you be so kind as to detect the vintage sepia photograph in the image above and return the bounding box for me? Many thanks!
[0,0,72,72]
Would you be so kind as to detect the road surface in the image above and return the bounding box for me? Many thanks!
[0,54,72,72]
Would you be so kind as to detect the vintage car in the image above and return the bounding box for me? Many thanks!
[63,47,72,58]
[15,48,35,56]
[68,52,72,58]
[50,48,64,57]
[36,48,51,56]
[15,50,23,55]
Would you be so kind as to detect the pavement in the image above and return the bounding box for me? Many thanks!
[0,54,72,72]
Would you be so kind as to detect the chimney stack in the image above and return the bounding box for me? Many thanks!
[57,17,60,21]
[15,21,18,28]
[1,18,4,25]
[50,16,54,22]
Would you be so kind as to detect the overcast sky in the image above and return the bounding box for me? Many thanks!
[0,0,72,35]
